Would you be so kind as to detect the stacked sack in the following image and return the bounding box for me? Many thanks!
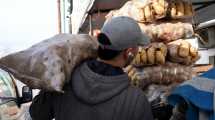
[106,0,194,22]
[133,42,167,66]
[107,0,199,110]
[133,39,200,67]
[107,0,199,87]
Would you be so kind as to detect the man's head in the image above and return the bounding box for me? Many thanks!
[97,16,150,68]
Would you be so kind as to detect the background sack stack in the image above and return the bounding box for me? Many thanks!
[125,62,192,88]
[106,0,193,23]
[106,0,198,86]
[106,0,199,110]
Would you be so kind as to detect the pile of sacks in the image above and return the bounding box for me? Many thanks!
[106,0,194,23]
[107,0,200,111]
[106,0,199,87]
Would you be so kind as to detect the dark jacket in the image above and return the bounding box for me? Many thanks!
[30,59,153,120]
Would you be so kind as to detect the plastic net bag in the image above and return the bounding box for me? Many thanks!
[125,62,192,88]
[167,39,200,65]
[106,0,194,23]
[106,0,168,23]
[169,0,194,19]
[133,42,167,66]
[144,84,177,102]
[125,62,192,119]
[0,34,98,92]
[106,1,147,22]
[138,21,194,43]
[144,84,179,119]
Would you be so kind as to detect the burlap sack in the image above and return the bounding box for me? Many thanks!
[0,34,98,92]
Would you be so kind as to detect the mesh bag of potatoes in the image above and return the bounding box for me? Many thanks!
[138,21,194,43]
[133,42,167,66]
[106,0,168,23]
[169,0,194,19]
[125,62,192,88]
[144,83,178,103]
[0,34,98,92]
[167,39,200,65]
[106,0,194,23]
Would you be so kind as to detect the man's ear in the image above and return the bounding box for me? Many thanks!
[123,48,134,59]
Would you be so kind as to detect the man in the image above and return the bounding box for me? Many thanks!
[30,16,153,120]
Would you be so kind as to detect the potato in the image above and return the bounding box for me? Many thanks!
[147,47,156,64]
[156,51,165,64]
[189,47,198,57]
[170,3,177,18]
[184,2,193,16]
[152,2,165,17]
[179,41,190,58]
[135,52,142,65]
[144,5,153,22]
[140,48,147,64]
[176,0,185,17]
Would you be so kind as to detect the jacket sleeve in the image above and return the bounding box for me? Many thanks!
[134,91,154,120]
[29,91,54,120]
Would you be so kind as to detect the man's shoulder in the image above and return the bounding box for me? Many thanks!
[72,60,88,75]
[73,59,94,73]
[75,60,88,69]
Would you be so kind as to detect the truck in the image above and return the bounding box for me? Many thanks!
[0,68,32,120]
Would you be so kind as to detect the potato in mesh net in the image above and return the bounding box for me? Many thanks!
[138,21,194,43]
[167,39,200,65]
[106,0,168,23]
[133,42,167,66]
[125,62,192,88]
[170,0,194,19]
